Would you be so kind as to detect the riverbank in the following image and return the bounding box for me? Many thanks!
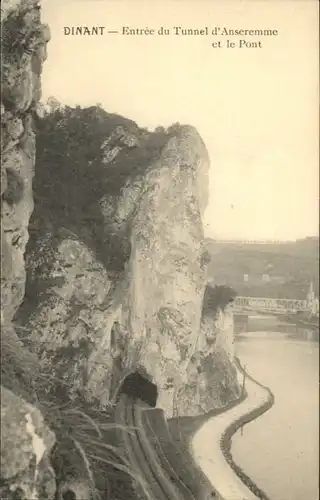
[232,334,318,500]
[191,362,274,500]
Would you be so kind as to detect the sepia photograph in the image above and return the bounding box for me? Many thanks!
[1,1,319,499]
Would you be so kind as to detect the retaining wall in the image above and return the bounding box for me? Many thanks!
[219,357,275,500]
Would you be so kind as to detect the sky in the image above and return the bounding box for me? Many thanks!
[40,0,319,241]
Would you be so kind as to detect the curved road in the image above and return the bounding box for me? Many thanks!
[191,371,271,500]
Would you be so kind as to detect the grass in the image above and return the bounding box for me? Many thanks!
[41,386,149,500]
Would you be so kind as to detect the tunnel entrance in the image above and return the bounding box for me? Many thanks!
[118,370,158,408]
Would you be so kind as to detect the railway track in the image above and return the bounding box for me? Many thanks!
[115,372,216,500]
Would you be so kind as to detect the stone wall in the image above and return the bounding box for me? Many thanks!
[219,359,275,500]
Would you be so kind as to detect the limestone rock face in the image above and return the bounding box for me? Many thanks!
[0,386,56,499]
[20,118,214,416]
[21,230,116,403]
[182,290,240,416]
[121,126,211,415]
[0,2,55,497]
[1,0,50,323]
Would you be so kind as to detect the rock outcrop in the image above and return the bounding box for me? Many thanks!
[16,102,240,417]
[1,0,50,324]
[0,386,56,500]
[1,1,54,497]
[17,117,215,416]
[193,300,240,414]
[165,283,240,416]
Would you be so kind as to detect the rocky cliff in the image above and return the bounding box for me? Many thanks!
[1,2,240,498]
[15,108,240,419]
[1,1,54,498]
[16,109,217,417]
[196,289,240,413]
[1,0,50,324]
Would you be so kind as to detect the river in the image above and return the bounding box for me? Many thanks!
[232,331,319,500]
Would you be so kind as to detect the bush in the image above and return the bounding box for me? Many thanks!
[203,284,237,316]
[28,101,170,274]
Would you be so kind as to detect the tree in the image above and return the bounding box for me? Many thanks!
[203,285,237,316]
[200,249,211,269]
[154,126,165,134]
[167,122,181,135]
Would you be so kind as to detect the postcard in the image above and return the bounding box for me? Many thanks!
[1,1,319,499]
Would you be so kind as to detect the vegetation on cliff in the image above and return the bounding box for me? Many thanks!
[29,100,169,268]
[202,284,237,316]
[204,237,319,299]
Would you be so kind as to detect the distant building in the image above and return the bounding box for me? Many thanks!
[212,239,293,245]
[307,281,315,304]
[312,297,319,316]
[243,274,249,282]
[306,281,319,315]
[262,274,270,282]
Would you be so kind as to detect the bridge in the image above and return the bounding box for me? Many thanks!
[232,296,310,315]
[233,282,319,316]
[232,287,319,336]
